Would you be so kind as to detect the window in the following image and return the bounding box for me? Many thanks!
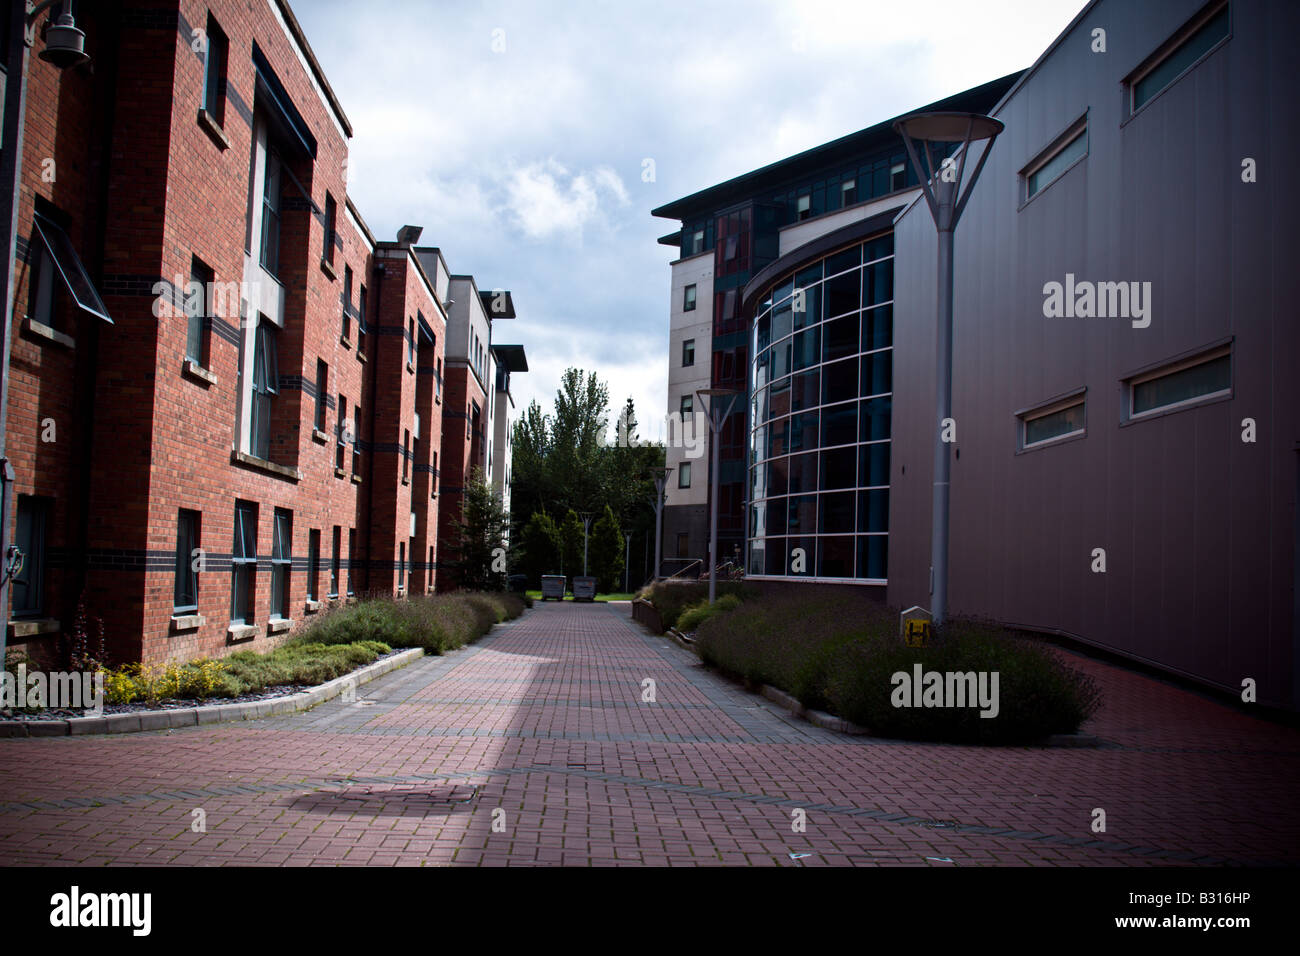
[683,284,697,312]
[13,496,50,618]
[307,529,320,602]
[336,394,347,470]
[352,405,362,473]
[682,339,695,367]
[357,284,367,353]
[250,318,279,460]
[680,394,693,416]
[689,229,704,255]
[347,528,356,596]
[27,208,112,333]
[890,162,906,192]
[678,463,691,488]
[259,151,282,277]
[313,360,327,431]
[1129,3,1230,114]
[323,193,337,267]
[341,264,352,340]
[398,542,406,589]
[408,318,416,367]
[1024,119,1088,201]
[436,357,443,399]
[676,532,689,557]
[403,429,411,481]
[1018,395,1086,450]
[329,525,341,598]
[201,14,228,125]
[1127,346,1231,419]
[173,509,200,613]
[187,258,213,366]
[270,509,291,620]
[842,178,857,206]
[796,194,811,221]
[231,501,257,624]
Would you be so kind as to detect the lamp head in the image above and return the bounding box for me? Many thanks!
[40,12,90,69]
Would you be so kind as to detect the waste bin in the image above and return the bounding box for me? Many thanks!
[507,574,527,593]
[572,576,597,602]
[541,575,566,601]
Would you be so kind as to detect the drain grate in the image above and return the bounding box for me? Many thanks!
[289,783,477,815]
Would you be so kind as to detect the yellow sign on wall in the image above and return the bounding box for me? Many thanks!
[904,619,932,647]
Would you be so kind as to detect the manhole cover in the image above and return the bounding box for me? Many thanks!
[289,784,477,816]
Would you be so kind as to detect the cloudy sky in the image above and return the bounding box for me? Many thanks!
[293,0,1085,442]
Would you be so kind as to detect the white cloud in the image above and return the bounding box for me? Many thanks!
[502,160,630,240]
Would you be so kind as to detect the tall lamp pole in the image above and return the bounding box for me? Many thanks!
[891,111,1002,626]
[0,1,91,667]
[623,531,630,593]
[578,511,592,576]
[649,466,672,583]
[696,388,739,605]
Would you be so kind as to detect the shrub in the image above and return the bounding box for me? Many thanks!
[645,581,752,631]
[694,589,1101,744]
[675,593,741,633]
[822,621,1102,744]
[292,591,523,655]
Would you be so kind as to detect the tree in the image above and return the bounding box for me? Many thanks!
[589,505,625,593]
[520,512,561,587]
[506,372,664,590]
[510,400,550,530]
[559,509,584,577]
[454,468,511,591]
[548,368,609,515]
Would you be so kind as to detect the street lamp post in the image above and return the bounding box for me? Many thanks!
[0,0,92,667]
[623,531,631,593]
[578,511,592,576]
[891,111,1003,626]
[648,466,672,582]
[696,388,739,605]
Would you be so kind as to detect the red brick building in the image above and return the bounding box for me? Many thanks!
[1,0,519,665]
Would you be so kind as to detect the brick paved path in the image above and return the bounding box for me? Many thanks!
[1,601,1297,866]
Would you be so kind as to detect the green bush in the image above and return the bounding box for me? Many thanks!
[291,591,524,655]
[644,581,752,630]
[675,593,741,633]
[694,589,1101,744]
[87,591,520,708]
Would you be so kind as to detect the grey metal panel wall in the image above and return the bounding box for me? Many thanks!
[889,0,1299,706]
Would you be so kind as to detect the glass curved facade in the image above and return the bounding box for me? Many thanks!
[747,232,893,581]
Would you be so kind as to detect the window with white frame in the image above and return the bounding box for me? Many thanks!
[1023,117,1088,202]
[1127,2,1230,115]
[270,508,291,619]
[231,501,257,624]
[1018,393,1086,450]
[1126,345,1231,420]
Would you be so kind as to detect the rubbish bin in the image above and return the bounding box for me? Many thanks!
[540,575,566,601]
[507,574,527,593]
[572,576,597,602]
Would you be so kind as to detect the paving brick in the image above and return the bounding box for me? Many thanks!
[1,602,1298,867]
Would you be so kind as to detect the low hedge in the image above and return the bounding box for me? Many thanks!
[100,639,393,705]
[640,581,753,631]
[676,594,741,633]
[92,591,525,707]
[292,590,525,654]
[694,588,1101,744]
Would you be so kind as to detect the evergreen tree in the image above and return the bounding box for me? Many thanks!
[454,468,511,591]
[559,509,585,577]
[590,505,625,593]
[520,511,561,587]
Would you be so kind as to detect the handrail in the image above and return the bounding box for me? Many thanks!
[669,559,703,580]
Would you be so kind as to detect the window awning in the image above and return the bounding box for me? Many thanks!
[252,42,317,161]
[32,213,112,324]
